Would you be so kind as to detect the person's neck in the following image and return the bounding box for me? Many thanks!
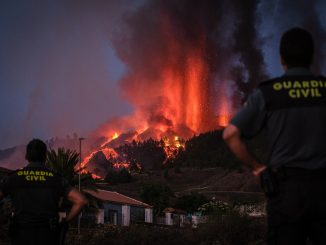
[28,161,44,166]
[283,65,310,72]
[283,67,313,76]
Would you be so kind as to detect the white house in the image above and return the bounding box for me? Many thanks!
[86,189,153,226]
[162,207,187,227]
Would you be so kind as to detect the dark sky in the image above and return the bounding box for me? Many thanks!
[0,0,325,149]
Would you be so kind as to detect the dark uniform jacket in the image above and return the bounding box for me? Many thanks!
[0,162,71,227]
[231,67,326,170]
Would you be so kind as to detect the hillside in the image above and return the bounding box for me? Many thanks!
[99,130,268,204]
[106,167,264,204]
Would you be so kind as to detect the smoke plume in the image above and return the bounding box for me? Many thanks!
[108,0,266,136]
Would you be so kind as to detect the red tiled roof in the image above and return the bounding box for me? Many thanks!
[85,189,152,208]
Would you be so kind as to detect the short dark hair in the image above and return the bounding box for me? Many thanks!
[280,27,314,68]
[25,139,47,163]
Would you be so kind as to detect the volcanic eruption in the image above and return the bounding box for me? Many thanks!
[82,0,267,177]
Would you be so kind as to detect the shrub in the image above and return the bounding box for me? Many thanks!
[140,183,174,215]
[105,168,132,184]
[64,212,266,245]
[197,212,266,245]
[174,192,208,213]
[198,200,231,215]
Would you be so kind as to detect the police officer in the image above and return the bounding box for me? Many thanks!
[223,28,326,244]
[0,139,88,245]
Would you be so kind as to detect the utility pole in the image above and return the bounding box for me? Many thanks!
[78,137,85,235]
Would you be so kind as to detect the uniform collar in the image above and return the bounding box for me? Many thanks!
[283,67,313,76]
[27,162,45,168]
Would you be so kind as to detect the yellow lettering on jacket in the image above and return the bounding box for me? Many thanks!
[19,170,53,181]
[273,80,324,99]
[293,81,302,88]
[273,83,282,91]
[25,175,46,181]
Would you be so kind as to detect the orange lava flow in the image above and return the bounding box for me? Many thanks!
[102,147,119,159]
[79,150,100,172]
[112,162,130,169]
[101,132,120,148]
[162,135,185,162]
[91,173,102,179]
[76,150,104,179]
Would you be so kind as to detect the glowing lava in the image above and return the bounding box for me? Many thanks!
[161,135,185,162]
[112,132,119,140]
[101,132,120,148]
[91,173,102,179]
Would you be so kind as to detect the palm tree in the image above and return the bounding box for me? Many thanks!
[46,147,98,207]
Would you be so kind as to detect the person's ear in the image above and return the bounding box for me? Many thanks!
[280,57,288,71]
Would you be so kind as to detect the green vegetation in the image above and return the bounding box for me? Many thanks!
[140,183,174,215]
[173,130,268,170]
[46,147,97,191]
[105,167,132,184]
[64,212,266,245]
[174,130,240,169]
[198,200,231,215]
[116,139,166,170]
[46,147,98,206]
[174,192,208,213]
[46,147,79,182]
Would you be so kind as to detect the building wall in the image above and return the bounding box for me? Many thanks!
[101,202,149,226]
[130,206,145,223]
[103,203,122,225]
